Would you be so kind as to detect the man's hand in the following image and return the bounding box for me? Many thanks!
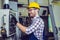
[10,14,27,33]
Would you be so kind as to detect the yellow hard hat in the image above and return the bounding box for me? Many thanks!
[28,2,40,9]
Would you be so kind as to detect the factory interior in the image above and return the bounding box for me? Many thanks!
[0,0,60,40]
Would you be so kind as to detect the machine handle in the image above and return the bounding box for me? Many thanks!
[2,15,6,26]
[55,26,58,34]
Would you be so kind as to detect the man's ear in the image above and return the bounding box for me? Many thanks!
[36,9,39,12]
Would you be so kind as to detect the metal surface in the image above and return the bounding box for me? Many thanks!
[49,5,58,40]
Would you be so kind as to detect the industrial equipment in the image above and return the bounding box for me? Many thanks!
[48,0,60,40]
[0,9,18,37]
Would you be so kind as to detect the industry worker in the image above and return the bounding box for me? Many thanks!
[11,2,44,40]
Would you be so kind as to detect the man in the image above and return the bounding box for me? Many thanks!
[12,2,44,40]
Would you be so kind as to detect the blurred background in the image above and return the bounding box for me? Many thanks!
[0,0,60,40]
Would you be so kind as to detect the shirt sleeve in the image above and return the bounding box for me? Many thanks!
[25,19,43,34]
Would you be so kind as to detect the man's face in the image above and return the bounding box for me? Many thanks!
[28,8,38,17]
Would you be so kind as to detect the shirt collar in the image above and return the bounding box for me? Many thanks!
[31,14,39,21]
